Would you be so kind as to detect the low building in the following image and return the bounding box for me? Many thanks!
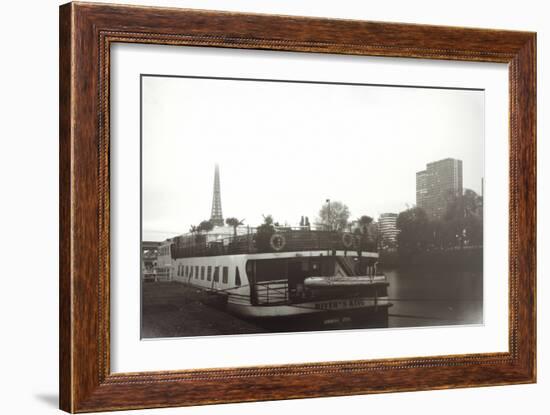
[141,241,160,271]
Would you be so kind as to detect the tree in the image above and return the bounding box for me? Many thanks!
[367,221,379,250]
[443,189,483,248]
[358,215,373,233]
[225,217,244,236]
[464,214,483,246]
[394,190,483,258]
[316,201,350,231]
[445,189,482,220]
[354,215,376,250]
[197,220,214,233]
[396,207,431,257]
[255,214,276,251]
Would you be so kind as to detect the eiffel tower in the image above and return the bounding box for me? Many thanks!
[209,164,224,226]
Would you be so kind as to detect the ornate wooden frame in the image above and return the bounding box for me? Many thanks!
[59,2,536,412]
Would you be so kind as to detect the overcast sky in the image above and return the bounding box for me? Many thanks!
[142,76,484,241]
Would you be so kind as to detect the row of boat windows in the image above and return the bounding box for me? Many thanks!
[176,264,242,286]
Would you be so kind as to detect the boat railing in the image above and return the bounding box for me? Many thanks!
[171,229,377,259]
[255,279,289,305]
[143,268,171,282]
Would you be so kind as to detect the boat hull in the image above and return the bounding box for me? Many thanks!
[227,296,391,318]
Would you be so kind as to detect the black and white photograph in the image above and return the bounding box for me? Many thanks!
[140,74,484,338]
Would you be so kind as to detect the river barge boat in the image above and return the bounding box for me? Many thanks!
[155,226,391,325]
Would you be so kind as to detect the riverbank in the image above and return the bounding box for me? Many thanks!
[141,281,267,338]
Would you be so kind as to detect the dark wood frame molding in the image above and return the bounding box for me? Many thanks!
[59,2,536,412]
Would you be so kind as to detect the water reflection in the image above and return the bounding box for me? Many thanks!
[383,267,483,328]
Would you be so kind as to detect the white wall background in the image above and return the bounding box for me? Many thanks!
[0,0,546,414]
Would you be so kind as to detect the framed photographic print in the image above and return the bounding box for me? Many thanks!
[59,2,536,412]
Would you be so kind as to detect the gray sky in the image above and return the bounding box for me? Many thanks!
[142,76,484,241]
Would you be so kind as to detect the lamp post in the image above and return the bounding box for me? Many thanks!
[326,199,331,231]
[325,198,332,256]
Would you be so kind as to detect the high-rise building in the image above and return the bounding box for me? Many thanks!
[416,158,463,220]
[209,164,224,226]
[378,213,399,249]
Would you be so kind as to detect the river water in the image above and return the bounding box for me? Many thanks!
[383,267,483,329]
[250,266,483,333]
